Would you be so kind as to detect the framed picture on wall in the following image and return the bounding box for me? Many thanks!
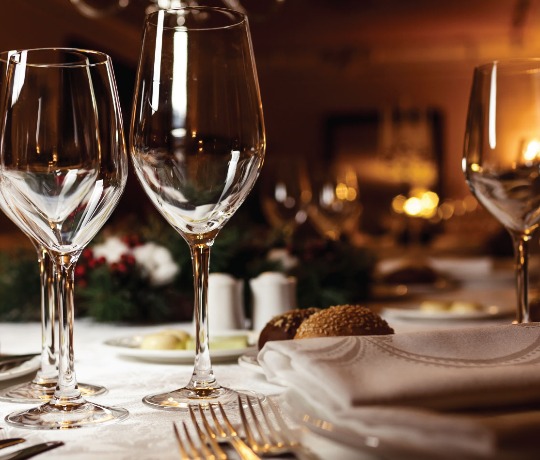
[324,107,444,235]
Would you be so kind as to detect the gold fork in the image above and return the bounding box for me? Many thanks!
[188,406,227,460]
[173,420,223,460]
[238,395,318,459]
[195,403,261,460]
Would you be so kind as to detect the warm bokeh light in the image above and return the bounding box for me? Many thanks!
[434,195,479,221]
[403,196,423,215]
[453,199,466,216]
[523,139,540,162]
[463,195,478,212]
[438,201,455,220]
[335,182,358,201]
[391,194,407,213]
[392,188,439,219]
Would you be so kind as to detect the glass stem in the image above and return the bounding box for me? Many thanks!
[33,246,57,384]
[51,253,83,405]
[512,233,532,324]
[187,240,217,392]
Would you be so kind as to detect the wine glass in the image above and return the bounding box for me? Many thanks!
[260,156,311,242]
[463,59,540,323]
[308,164,362,241]
[0,48,129,428]
[0,234,58,402]
[130,6,265,409]
[0,50,106,404]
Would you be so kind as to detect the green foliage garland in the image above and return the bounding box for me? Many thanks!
[0,214,375,323]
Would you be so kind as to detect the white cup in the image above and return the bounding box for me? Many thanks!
[205,273,245,333]
[250,271,297,331]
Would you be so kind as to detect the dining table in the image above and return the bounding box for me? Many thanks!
[0,255,538,459]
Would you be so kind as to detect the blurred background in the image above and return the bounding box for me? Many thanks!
[1,0,534,249]
[2,0,539,322]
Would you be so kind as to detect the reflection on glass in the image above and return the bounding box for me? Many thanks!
[308,166,362,241]
[260,157,310,241]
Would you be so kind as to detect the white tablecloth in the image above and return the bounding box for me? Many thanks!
[0,262,527,459]
[0,321,285,460]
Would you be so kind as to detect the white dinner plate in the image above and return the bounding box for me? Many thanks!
[104,330,257,364]
[237,349,264,374]
[0,355,40,382]
[280,392,421,460]
[282,390,533,460]
[382,302,514,321]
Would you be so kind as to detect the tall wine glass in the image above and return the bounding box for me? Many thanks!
[463,59,540,323]
[0,50,106,403]
[260,157,310,242]
[308,164,362,241]
[0,48,129,428]
[130,7,265,409]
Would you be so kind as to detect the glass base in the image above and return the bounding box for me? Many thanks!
[0,381,107,404]
[143,386,264,411]
[5,400,129,430]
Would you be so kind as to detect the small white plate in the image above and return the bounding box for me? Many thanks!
[382,302,514,321]
[104,330,257,364]
[238,349,264,374]
[0,356,40,382]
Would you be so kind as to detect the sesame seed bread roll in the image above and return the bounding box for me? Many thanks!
[258,307,320,349]
[294,304,394,339]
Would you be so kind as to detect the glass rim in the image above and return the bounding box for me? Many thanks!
[0,47,111,68]
[145,6,247,31]
[475,58,540,74]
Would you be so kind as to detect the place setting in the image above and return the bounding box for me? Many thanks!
[4,1,540,460]
[238,56,540,458]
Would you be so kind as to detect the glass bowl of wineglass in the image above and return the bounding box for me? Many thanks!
[463,59,540,323]
[260,156,311,242]
[308,164,363,242]
[0,48,129,429]
[0,50,107,405]
[130,6,265,409]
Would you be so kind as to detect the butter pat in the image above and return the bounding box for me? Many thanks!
[185,334,249,351]
[450,301,483,313]
[160,329,190,344]
[419,300,451,312]
[140,329,190,350]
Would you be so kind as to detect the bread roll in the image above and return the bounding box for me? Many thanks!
[294,304,394,339]
[258,307,320,349]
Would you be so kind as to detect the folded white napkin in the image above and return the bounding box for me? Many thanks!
[258,324,540,458]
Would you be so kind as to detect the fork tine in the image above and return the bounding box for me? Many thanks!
[215,402,262,460]
[245,396,275,447]
[173,422,192,460]
[207,403,228,438]
[182,421,205,460]
[266,398,296,446]
[189,405,227,460]
[198,405,216,438]
[217,402,241,438]
[237,395,257,447]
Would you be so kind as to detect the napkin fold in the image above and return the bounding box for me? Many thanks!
[258,323,540,458]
